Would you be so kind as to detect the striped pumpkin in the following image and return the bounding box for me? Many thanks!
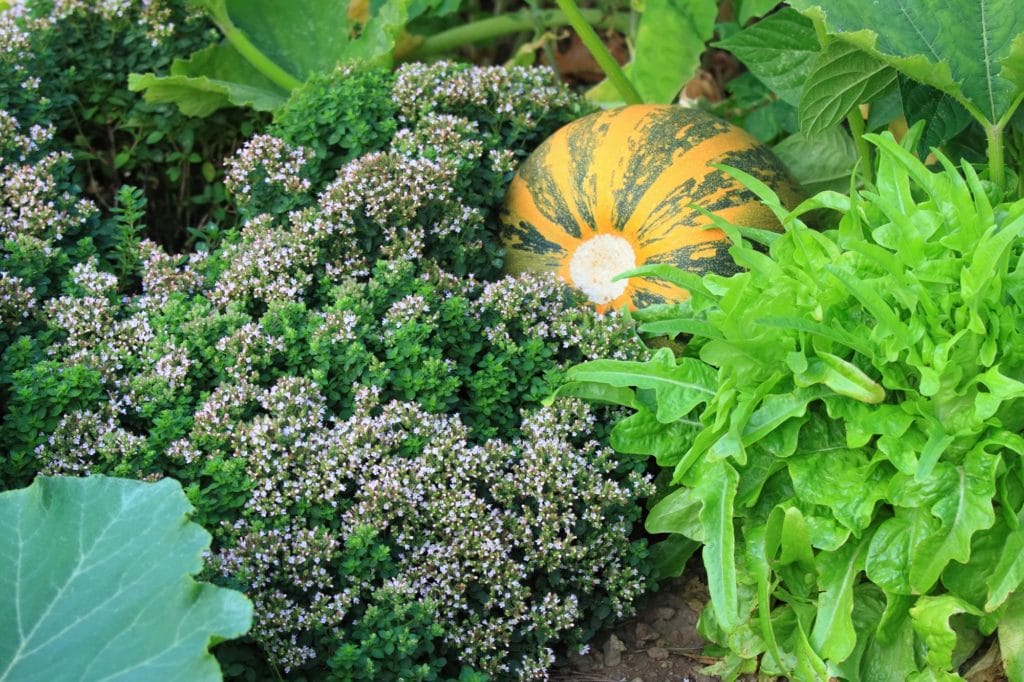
[500,104,802,312]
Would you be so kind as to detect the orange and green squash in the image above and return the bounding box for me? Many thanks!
[500,104,803,312]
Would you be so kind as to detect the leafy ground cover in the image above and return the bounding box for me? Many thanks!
[3,0,1024,680]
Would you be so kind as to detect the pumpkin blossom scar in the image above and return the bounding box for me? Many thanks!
[568,233,636,304]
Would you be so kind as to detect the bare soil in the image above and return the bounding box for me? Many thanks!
[551,571,721,682]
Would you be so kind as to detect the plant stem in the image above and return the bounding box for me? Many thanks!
[210,11,302,92]
[985,122,1006,188]
[553,0,642,105]
[401,8,630,62]
[846,108,873,186]
[988,92,1024,189]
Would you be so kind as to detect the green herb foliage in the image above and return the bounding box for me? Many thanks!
[1,58,654,679]
[1,0,265,249]
[561,128,1024,678]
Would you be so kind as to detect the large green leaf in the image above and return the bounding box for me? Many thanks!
[697,461,740,633]
[900,79,973,155]
[789,0,1024,125]
[129,43,288,116]
[714,8,820,107]
[131,0,408,115]
[908,450,998,593]
[203,0,357,79]
[631,0,718,103]
[0,476,251,682]
[610,406,701,466]
[810,537,869,661]
[773,125,859,195]
[799,40,897,134]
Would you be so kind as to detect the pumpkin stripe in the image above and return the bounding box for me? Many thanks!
[609,109,726,233]
[500,104,802,312]
[565,113,603,235]
[514,141,584,239]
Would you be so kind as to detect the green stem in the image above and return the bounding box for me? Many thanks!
[402,8,630,60]
[988,92,1024,189]
[553,0,642,104]
[985,121,1006,188]
[211,11,302,92]
[846,108,873,186]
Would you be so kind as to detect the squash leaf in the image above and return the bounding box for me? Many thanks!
[130,0,409,115]
[633,0,717,103]
[799,40,897,134]
[129,43,288,116]
[589,0,717,104]
[0,475,252,681]
[773,125,859,195]
[713,8,820,107]
[789,0,1024,126]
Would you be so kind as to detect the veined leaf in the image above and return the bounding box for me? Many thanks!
[714,8,820,107]
[0,475,251,681]
[772,125,860,195]
[900,78,973,156]
[131,0,408,116]
[564,348,716,423]
[129,43,288,116]
[789,0,1024,125]
[799,40,897,134]
[631,0,718,104]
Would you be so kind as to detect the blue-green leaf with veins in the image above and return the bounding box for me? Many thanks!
[0,475,252,682]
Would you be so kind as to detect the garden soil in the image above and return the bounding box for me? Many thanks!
[551,570,724,682]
